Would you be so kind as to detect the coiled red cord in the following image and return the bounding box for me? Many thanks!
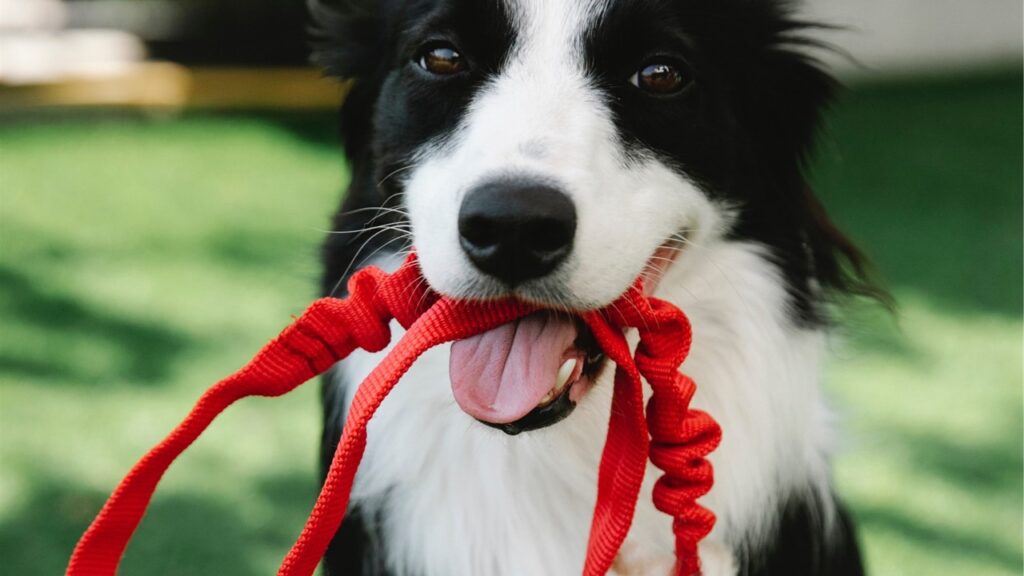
[66,253,720,576]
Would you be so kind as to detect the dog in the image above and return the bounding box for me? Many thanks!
[312,1,876,574]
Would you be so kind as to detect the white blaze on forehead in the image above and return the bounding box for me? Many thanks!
[506,0,609,66]
[454,0,612,172]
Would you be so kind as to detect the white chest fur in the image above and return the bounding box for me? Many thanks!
[333,241,835,576]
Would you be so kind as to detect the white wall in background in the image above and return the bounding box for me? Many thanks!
[805,0,1022,76]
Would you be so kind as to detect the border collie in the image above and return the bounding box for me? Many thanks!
[312,1,875,574]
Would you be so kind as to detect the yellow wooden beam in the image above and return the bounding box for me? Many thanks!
[0,64,350,110]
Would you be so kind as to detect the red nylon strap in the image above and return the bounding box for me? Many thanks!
[66,254,720,576]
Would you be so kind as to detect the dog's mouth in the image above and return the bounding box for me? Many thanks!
[450,315,607,435]
[447,238,686,436]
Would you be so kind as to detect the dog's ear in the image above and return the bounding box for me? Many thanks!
[308,0,386,79]
[737,9,840,171]
[737,8,891,311]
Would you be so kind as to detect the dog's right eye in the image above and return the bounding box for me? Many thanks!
[629,59,692,96]
[416,42,467,76]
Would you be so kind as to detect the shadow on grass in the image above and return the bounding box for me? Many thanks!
[898,427,1023,494]
[845,419,1024,571]
[0,265,190,386]
[855,504,1022,571]
[0,470,318,576]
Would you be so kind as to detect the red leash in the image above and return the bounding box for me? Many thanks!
[66,254,720,576]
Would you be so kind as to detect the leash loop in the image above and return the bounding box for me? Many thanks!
[66,254,719,576]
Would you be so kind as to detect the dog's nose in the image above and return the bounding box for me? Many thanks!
[458,181,576,286]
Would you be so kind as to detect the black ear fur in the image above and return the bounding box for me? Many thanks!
[737,6,890,319]
[309,0,400,163]
[308,0,385,79]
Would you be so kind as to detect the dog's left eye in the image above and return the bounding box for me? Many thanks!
[416,42,467,76]
[629,60,692,95]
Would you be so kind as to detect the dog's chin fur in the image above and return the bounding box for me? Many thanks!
[314,1,873,574]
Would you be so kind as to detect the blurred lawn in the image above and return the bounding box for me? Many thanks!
[1,71,1021,575]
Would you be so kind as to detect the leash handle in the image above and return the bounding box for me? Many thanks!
[66,256,720,576]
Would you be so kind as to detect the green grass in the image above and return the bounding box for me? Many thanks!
[812,71,1023,576]
[1,71,1021,575]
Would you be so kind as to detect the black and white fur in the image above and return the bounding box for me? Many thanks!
[312,1,873,574]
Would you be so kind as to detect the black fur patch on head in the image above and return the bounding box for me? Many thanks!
[312,0,517,163]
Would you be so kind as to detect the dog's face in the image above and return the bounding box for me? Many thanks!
[400,0,729,310]
[371,0,750,309]
[319,0,855,432]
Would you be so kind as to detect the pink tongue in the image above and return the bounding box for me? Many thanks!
[450,314,578,424]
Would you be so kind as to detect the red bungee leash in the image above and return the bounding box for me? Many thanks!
[66,253,720,576]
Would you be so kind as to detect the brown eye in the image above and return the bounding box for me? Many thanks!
[417,43,467,76]
[631,61,690,95]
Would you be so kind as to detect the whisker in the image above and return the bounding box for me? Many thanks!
[322,223,412,236]
[402,274,430,303]
[364,208,410,228]
[642,262,699,304]
[331,228,412,297]
[357,235,413,277]
[377,164,416,189]
[332,205,409,220]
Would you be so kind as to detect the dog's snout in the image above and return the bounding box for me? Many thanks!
[458,181,576,286]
